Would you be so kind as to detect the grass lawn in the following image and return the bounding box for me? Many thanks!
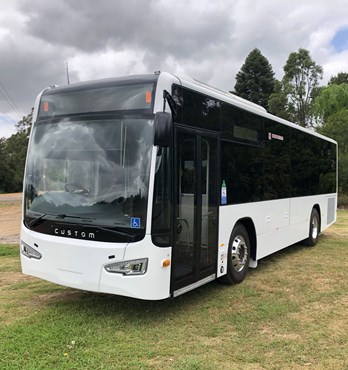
[0,211,347,369]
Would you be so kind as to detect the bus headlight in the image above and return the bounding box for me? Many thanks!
[21,240,42,260]
[104,258,148,275]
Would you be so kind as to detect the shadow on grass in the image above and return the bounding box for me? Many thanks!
[34,240,315,325]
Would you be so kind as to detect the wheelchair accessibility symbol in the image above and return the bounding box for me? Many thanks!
[130,217,141,229]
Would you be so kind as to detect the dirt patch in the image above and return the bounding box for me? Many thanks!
[0,193,22,244]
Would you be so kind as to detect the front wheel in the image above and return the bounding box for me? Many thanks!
[219,223,250,285]
[302,208,320,247]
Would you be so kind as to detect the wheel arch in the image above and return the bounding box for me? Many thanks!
[233,217,257,261]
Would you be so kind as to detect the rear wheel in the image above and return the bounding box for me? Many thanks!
[302,208,320,247]
[219,223,250,284]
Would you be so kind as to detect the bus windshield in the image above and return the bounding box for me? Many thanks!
[24,116,154,238]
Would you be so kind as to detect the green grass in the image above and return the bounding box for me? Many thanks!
[1,211,347,369]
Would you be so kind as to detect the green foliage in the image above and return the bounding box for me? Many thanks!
[268,80,291,120]
[338,193,348,208]
[270,48,323,127]
[0,108,33,193]
[16,107,33,134]
[234,48,275,109]
[0,138,17,193]
[313,83,348,122]
[329,72,348,85]
[318,109,348,194]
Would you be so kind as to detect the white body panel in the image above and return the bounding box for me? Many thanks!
[217,193,337,277]
[21,224,172,300]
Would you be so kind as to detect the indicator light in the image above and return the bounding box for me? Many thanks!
[162,259,171,268]
[145,91,152,104]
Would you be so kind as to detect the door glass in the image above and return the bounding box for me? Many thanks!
[174,132,196,281]
[200,138,218,270]
[173,130,218,289]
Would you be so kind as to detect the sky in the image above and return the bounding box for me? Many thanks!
[1,0,348,138]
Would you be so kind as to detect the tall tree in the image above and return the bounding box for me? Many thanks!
[283,49,323,127]
[234,48,275,109]
[282,48,323,127]
[268,80,291,121]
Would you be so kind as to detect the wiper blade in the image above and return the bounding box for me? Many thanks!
[56,214,94,220]
[26,213,94,228]
[81,224,137,242]
[26,213,49,228]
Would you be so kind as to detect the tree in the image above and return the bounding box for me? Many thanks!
[313,83,348,122]
[270,48,323,127]
[0,109,33,193]
[314,80,348,197]
[317,109,348,194]
[0,138,16,193]
[329,72,348,85]
[16,107,33,135]
[268,80,291,120]
[234,48,275,109]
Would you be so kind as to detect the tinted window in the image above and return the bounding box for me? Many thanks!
[221,103,263,144]
[221,141,264,204]
[182,88,220,131]
[318,141,336,194]
[264,120,291,200]
[291,130,336,196]
[292,130,318,196]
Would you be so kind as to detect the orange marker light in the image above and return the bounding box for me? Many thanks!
[162,259,171,268]
[145,91,152,104]
[43,101,49,112]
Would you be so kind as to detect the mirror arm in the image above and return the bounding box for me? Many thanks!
[163,90,177,118]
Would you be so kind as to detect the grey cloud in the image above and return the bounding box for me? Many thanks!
[1,0,348,138]
[20,0,234,60]
[0,31,78,115]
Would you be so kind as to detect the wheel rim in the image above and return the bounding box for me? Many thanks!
[231,235,248,272]
[312,215,319,239]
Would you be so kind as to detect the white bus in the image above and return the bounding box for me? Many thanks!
[20,72,337,300]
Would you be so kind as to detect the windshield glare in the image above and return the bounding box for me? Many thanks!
[24,117,153,231]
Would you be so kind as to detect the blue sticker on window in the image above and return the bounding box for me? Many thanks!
[130,217,141,229]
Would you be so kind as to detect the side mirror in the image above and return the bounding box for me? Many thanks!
[154,112,172,147]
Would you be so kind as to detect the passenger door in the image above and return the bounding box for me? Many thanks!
[172,127,219,294]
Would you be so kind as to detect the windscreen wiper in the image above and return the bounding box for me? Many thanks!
[26,213,49,228]
[80,224,137,242]
[26,213,94,229]
[56,214,94,220]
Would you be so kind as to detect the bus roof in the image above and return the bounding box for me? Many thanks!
[37,71,336,145]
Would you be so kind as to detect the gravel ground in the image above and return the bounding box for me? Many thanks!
[0,193,22,244]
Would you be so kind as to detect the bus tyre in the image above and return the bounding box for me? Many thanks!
[302,208,320,247]
[220,223,250,284]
